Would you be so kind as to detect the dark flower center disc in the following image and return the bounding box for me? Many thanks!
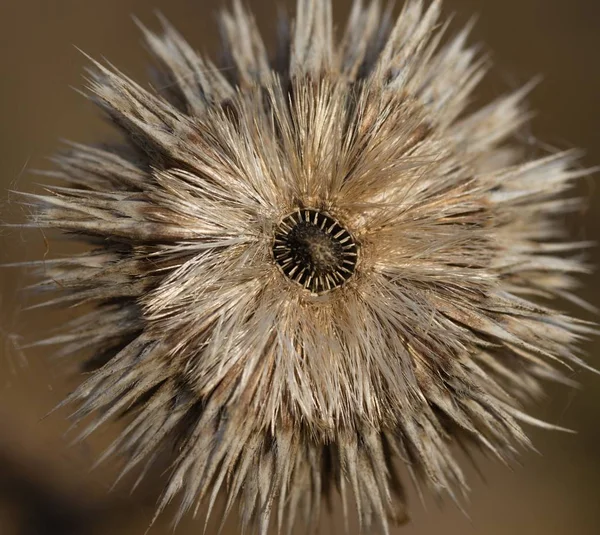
[273,209,358,294]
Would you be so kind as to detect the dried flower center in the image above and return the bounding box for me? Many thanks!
[273,209,358,294]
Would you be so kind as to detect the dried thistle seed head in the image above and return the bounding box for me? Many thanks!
[24,0,595,533]
[273,209,358,294]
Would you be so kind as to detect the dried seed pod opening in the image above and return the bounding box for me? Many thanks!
[273,209,358,294]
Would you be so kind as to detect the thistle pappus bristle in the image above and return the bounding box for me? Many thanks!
[19,0,596,533]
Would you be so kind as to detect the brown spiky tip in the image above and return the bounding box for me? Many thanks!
[273,209,358,294]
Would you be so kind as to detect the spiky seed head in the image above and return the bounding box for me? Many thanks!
[23,0,595,533]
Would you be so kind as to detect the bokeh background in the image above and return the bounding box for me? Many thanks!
[1,1,599,534]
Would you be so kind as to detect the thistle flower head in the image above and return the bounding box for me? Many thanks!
[26,0,594,533]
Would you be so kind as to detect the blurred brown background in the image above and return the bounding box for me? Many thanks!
[0,1,599,534]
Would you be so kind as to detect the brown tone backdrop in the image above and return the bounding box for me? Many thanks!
[1,1,599,534]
